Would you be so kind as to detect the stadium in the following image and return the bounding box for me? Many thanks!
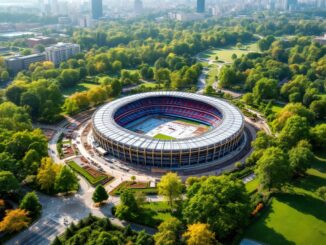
[92,91,245,169]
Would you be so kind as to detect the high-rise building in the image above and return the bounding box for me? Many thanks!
[317,0,326,8]
[91,0,103,20]
[134,0,143,13]
[197,0,205,13]
[45,43,81,66]
[50,0,59,15]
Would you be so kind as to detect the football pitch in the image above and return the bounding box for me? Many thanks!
[126,115,210,140]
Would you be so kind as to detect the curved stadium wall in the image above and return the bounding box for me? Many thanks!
[92,92,244,169]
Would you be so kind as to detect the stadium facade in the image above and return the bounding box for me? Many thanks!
[92,92,244,169]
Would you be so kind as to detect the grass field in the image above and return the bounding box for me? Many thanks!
[62,82,100,96]
[140,82,158,88]
[242,153,326,245]
[67,161,110,186]
[153,134,176,140]
[272,104,284,113]
[207,65,219,86]
[114,201,174,228]
[245,178,259,194]
[141,202,174,227]
[199,43,259,63]
[177,118,204,126]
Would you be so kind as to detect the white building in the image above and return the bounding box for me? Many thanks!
[45,43,80,66]
[314,34,326,45]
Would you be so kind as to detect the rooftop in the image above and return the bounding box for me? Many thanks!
[92,92,244,151]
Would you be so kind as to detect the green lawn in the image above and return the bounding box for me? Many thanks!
[67,161,110,186]
[141,202,174,226]
[245,178,259,194]
[140,82,158,88]
[242,153,326,245]
[114,201,174,228]
[62,82,100,96]
[153,134,176,140]
[319,94,326,99]
[272,104,284,113]
[207,65,219,86]
[199,43,259,63]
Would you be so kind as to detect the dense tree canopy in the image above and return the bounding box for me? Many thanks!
[255,147,291,190]
[157,172,183,208]
[183,176,250,239]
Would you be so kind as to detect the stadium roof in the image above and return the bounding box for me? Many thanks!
[92,91,244,151]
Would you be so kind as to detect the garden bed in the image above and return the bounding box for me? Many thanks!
[110,181,157,196]
[67,161,113,186]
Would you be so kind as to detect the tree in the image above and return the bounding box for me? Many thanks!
[52,236,62,245]
[0,101,32,131]
[60,69,80,88]
[278,115,310,148]
[131,175,136,183]
[288,143,314,176]
[110,79,122,97]
[115,189,139,220]
[87,87,107,105]
[0,209,31,233]
[135,230,154,245]
[1,70,9,82]
[120,188,138,210]
[183,176,250,238]
[112,60,122,73]
[183,223,217,245]
[272,103,315,132]
[158,172,183,208]
[135,191,146,207]
[0,171,20,195]
[253,78,278,101]
[19,192,42,218]
[310,99,326,119]
[154,217,183,245]
[310,124,326,150]
[258,35,275,51]
[54,166,79,194]
[34,44,45,53]
[242,93,255,105]
[218,66,237,88]
[36,157,61,193]
[316,186,326,203]
[155,68,171,88]
[5,84,26,105]
[21,48,32,56]
[92,185,108,204]
[255,147,291,191]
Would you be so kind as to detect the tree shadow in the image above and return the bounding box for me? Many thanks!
[137,208,161,227]
[276,193,326,222]
[292,174,326,194]
[244,205,296,245]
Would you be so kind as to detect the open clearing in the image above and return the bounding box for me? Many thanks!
[242,153,326,245]
[199,43,259,63]
[62,82,100,96]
